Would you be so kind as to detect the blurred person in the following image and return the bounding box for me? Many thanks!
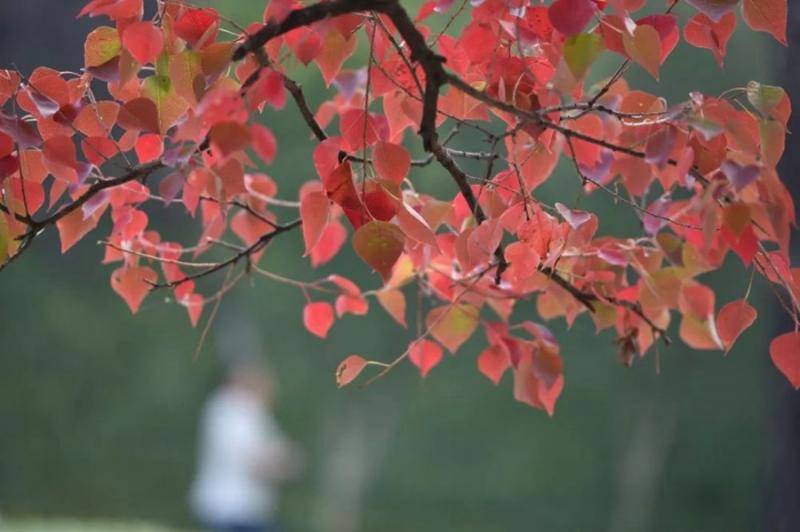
[190,358,303,532]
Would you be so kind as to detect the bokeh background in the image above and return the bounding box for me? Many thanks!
[1,1,798,531]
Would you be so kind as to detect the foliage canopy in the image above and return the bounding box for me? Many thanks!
[0,0,797,413]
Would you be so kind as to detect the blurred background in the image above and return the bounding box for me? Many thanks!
[0,1,798,531]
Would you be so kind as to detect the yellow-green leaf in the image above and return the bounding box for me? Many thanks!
[564,33,603,79]
[143,75,188,134]
[84,26,121,68]
[426,303,480,354]
[352,221,405,281]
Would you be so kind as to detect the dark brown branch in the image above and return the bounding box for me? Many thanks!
[233,0,383,61]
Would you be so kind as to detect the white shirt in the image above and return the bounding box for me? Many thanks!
[189,388,285,524]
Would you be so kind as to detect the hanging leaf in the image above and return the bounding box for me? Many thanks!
[742,0,787,45]
[84,26,121,68]
[303,301,335,339]
[477,344,510,385]
[352,221,405,281]
[409,339,444,378]
[300,191,331,256]
[548,0,596,37]
[336,355,368,387]
[376,288,407,327]
[373,141,411,184]
[122,21,163,65]
[426,303,480,354]
[716,299,757,352]
[110,266,157,313]
[174,7,220,48]
[770,332,800,389]
[623,24,662,80]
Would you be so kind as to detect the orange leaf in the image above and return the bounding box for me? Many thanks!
[409,339,444,378]
[110,266,157,313]
[770,332,800,389]
[315,30,357,86]
[352,221,405,281]
[742,0,787,45]
[426,303,479,353]
[716,299,757,352]
[56,206,101,253]
[477,344,510,385]
[376,288,407,327]
[623,24,662,80]
[84,26,121,68]
[336,354,367,387]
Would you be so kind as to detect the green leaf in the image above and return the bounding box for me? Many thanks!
[564,33,603,79]
[746,81,785,118]
[142,75,188,134]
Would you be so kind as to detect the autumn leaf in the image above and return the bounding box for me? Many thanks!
[336,355,368,387]
[174,7,220,48]
[770,332,800,389]
[300,191,331,256]
[716,299,757,352]
[303,301,335,339]
[477,345,510,385]
[742,0,787,45]
[427,303,480,354]
[110,266,157,313]
[352,221,405,281]
[409,339,444,378]
[122,21,163,65]
[84,26,121,68]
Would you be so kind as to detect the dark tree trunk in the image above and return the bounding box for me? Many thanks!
[765,4,800,530]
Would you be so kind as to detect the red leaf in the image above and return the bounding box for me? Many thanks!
[310,220,347,267]
[79,0,143,20]
[110,266,157,313]
[336,355,367,387]
[323,162,362,211]
[251,123,277,164]
[134,133,163,164]
[770,332,800,389]
[340,109,379,151]
[717,299,757,352]
[685,0,739,21]
[122,21,164,65]
[477,344,511,385]
[303,301,335,339]
[315,30,357,86]
[684,12,736,67]
[409,339,444,378]
[373,141,410,184]
[174,7,220,48]
[300,191,331,256]
[742,0,787,45]
[548,0,596,37]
